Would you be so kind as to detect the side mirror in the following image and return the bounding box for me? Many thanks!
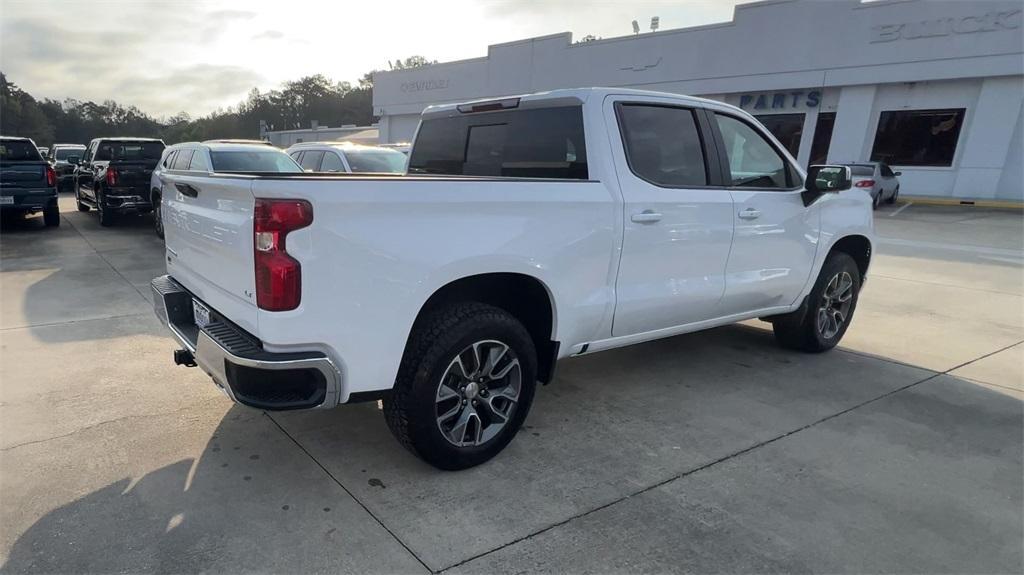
[806,165,852,193]
[894,171,902,177]
[802,165,852,206]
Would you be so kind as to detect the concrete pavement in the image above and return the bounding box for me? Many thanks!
[0,196,1020,573]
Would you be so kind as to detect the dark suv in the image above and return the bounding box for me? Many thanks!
[0,136,59,227]
[75,137,165,226]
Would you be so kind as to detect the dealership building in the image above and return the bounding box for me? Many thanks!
[373,0,1023,202]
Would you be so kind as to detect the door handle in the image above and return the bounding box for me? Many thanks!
[631,210,663,224]
[738,208,761,220]
[175,182,199,198]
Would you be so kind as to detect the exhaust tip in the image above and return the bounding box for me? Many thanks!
[174,349,197,367]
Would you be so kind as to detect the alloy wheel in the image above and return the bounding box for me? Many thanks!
[435,339,522,447]
[817,271,854,339]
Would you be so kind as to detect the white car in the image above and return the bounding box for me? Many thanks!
[150,141,301,238]
[151,88,873,469]
[286,142,408,174]
[844,162,902,209]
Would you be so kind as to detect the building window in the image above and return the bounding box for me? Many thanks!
[808,112,836,166]
[756,113,803,158]
[870,108,965,167]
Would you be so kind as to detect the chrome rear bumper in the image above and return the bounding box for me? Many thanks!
[151,275,342,410]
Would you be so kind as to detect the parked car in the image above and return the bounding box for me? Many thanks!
[286,142,408,173]
[151,88,873,470]
[46,144,87,191]
[0,136,59,227]
[75,138,166,226]
[150,141,302,238]
[844,162,901,209]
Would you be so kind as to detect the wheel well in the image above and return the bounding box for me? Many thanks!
[413,273,559,383]
[829,235,872,279]
[151,188,161,203]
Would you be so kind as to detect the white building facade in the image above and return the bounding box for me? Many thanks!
[373,0,1023,202]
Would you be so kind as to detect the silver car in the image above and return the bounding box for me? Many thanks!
[845,162,901,209]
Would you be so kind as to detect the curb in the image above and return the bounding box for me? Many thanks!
[897,197,1023,210]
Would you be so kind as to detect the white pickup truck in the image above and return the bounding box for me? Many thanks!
[152,88,873,470]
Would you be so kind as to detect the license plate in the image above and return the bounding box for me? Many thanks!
[192,299,211,329]
[0,197,13,205]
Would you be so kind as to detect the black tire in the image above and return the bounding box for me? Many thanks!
[886,186,899,205]
[772,252,861,353]
[871,192,880,210]
[75,186,90,212]
[97,189,114,227]
[43,202,60,227]
[152,191,164,239]
[383,302,537,470]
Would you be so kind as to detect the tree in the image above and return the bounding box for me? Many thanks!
[0,73,55,144]
[0,58,429,145]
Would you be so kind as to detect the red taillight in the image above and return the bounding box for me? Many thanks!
[854,179,875,188]
[106,168,118,187]
[254,199,313,311]
[45,165,56,187]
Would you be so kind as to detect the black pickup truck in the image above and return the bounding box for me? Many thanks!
[0,136,59,227]
[75,137,165,226]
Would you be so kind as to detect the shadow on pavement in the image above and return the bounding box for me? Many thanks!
[3,325,1019,573]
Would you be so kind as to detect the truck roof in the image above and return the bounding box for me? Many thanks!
[421,87,737,118]
[168,141,284,153]
[91,137,164,142]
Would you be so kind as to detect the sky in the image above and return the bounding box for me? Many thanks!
[0,0,745,119]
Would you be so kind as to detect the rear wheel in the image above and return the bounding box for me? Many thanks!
[97,190,114,227]
[772,252,861,352]
[43,202,60,227]
[871,192,880,210]
[152,191,164,239]
[383,302,537,470]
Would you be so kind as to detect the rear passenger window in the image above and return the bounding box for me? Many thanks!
[715,113,791,189]
[320,152,345,172]
[172,150,193,170]
[189,150,210,172]
[162,151,176,169]
[299,151,324,171]
[617,104,707,187]
[409,106,588,179]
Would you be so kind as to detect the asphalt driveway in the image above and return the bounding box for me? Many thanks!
[1,196,1021,574]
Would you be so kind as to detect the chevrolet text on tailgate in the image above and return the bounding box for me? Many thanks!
[152,88,873,470]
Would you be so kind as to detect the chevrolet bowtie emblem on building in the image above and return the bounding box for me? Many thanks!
[619,56,662,72]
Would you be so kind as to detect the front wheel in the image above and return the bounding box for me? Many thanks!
[886,186,899,205]
[75,185,90,212]
[383,302,537,470]
[772,252,861,352]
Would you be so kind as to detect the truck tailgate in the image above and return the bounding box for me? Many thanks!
[163,173,259,335]
[0,162,47,189]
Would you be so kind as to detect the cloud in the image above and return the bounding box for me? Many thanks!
[252,29,285,41]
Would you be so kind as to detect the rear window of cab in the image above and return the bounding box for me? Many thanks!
[0,140,42,162]
[408,106,588,180]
